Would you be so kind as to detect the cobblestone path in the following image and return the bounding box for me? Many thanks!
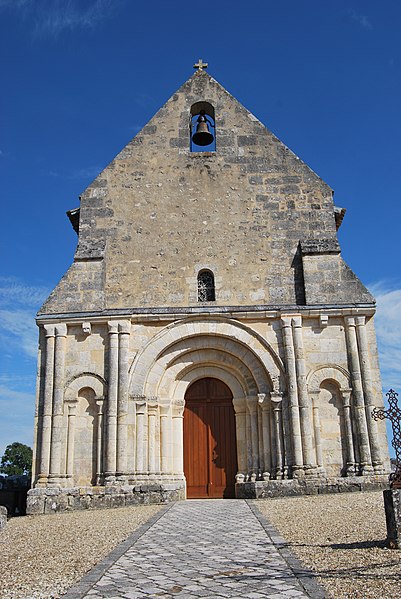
[65,500,325,598]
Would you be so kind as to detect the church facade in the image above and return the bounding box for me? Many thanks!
[27,65,389,514]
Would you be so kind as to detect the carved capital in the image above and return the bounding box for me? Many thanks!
[355,315,366,327]
[270,391,283,404]
[118,320,131,335]
[44,324,56,337]
[292,315,302,328]
[108,321,119,335]
[55,323,67,337]
[344,316,355,328]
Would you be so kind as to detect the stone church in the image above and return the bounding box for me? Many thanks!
[28,62,389,513]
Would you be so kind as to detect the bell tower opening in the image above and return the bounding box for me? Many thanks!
[190,101,216,152]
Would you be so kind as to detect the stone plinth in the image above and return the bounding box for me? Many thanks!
[236,475,389,499]
[26,482,185,515]
[383,489,401,549]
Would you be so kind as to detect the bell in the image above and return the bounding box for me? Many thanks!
[192,111,214,146]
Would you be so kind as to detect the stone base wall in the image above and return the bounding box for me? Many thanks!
[26,483,185,515]
[236,475,389,499]
[0,506,7,530]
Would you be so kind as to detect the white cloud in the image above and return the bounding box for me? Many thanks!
[0,277,49,359]
[346,8,372,30]
[0,0,118,37]
[369,281,401,392]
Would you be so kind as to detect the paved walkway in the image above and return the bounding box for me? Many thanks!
[64,500,325,599]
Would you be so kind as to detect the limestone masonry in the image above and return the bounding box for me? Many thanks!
[28,67,389,514]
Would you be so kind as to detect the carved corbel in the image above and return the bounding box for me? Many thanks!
[82,322,91,336]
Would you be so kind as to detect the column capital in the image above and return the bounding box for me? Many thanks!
[246,396,258,412]
[292,315,302,328]
[270,391,283,404]
[108,321,119,334]
[344,316,356,327]
[148,397,159,414]
[280,316,292,328]
[44,324,56,337]
[340,388,352,406]
[159,399,171,417]
[232,397,246,413]
[355,315,366,327]
[118,320,131,335]
[172,398,185,417]
[55,323,67,337]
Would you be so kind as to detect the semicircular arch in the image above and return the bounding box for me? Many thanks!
[129,317,284,396]
[64,373,107,402]
[307,365,351,393]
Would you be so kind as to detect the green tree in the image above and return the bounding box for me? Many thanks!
[0,442,32,476]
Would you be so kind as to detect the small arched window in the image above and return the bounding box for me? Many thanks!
[190,102,216,152]
[197,270,215,302]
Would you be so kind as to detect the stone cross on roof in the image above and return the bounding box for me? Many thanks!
[194,59,208,71]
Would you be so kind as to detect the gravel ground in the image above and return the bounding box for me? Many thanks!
[256,490,401,599]
[0,504,161,599]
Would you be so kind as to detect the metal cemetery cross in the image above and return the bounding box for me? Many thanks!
[194,59,208,71]
[372,389,401,488]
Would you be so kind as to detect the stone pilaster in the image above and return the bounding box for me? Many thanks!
[172,399,185,475]
[281,316,303,476]
[341,388,356,475]
[344,316,373,474]
[96,398,104,484]
[148,398,159,475]
[48,323,67,486]
[65,400,77,481]
[270,392,284,479]
[292,315,316,474]
[135,398,147,474]
[310,391,325,476]
[160,400,172,475]
[247,396,259,477]
[37,324,55,486]
[258,393,271,479]
[105,321,119,482]
[355,316,384,474]
[233,398,247,476]
[117,320,130,479]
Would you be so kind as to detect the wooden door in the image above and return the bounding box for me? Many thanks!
[183,378,238,499]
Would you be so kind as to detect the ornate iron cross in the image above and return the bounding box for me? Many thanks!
[372,389,401,488]
[194,59,208,71]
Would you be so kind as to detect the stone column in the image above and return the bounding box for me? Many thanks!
[117,320,130,479]
[135,398,147,475]
[310,391,325,476]
[65,401,77,482]
[292,316,316,474]
[271,392,284,479]
[148,398,158,476]
[355,316,384,474]
[341,388,356,475]
[258,394,271,479]
[344,316,373,474]
[281,317,303,476]
[172,399,185,475]
[233,398,247,477]
[49,323,67,486]
[37,324,55,486]
[247,396,259,478]
[160,400,172,475]
[105,321,119,482]
[96,398,104,485]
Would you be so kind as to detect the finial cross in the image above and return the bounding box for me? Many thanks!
[372,389,401,488]
[194,58,208,71]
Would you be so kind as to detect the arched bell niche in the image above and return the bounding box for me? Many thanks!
[190,101,216,152]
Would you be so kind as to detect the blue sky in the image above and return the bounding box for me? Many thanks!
[0,0,400,458]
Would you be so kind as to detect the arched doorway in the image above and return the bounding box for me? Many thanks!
[183,377,238,498]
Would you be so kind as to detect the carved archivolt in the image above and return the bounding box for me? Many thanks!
[64,373,107,402]
[129,317,284,397]
[307,365,351,394]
